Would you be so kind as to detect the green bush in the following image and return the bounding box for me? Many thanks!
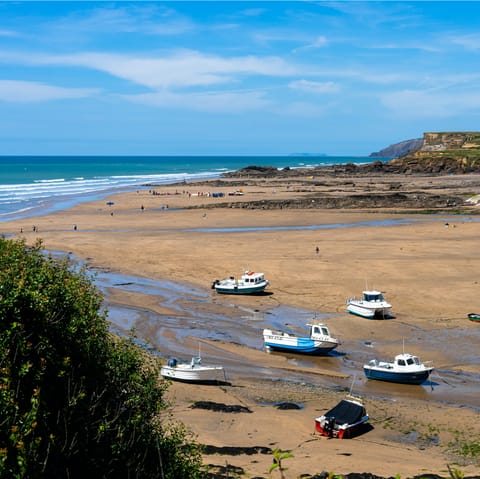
[0,238,205,478]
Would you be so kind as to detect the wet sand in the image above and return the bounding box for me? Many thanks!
[2,175,480,477]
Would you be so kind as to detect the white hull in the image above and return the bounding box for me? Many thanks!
[213,271,269,295]
[263,326,340,355]
[347,290,392,319]
[347,301,391,318]
[161,357,225,383]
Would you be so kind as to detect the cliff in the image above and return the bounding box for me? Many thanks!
[386,131,480,173]
[369,138,423,158]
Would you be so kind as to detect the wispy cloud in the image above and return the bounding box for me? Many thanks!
[50,4,195,36]
[0,49,300,90]
[0,80,98,102]
[289,79,339,94]
[448,33,480,51]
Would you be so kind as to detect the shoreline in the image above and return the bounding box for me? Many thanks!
[1,172,480,477]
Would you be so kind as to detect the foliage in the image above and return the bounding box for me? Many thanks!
[0,237,205,478]
[269,448,293,478]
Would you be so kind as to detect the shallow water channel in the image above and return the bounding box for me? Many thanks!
[92,267,480,411]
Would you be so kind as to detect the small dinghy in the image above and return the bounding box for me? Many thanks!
[468,313,480,323]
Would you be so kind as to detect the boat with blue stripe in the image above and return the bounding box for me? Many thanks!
[263,323,340,355]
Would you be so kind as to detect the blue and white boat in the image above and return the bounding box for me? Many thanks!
[347,289,392,319]
[212,270,269,294]
[363,352,433,384]
[263,323,340,355]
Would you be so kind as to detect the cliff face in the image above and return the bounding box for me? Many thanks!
[369,138,423,158]
[386,131,480,173]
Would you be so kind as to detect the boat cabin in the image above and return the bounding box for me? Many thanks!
[310,324,331,337]
[394,354,421,367]
[362,290,385,302]
[242,271,265,283]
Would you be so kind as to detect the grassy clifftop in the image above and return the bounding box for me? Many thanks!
[389,131,480,173]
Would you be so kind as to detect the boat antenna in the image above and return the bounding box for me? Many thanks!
[349,375,356,396]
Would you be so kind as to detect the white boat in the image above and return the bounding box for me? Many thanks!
[160,356,226,384]
[263,323,340,355]
[363,352,433,385]
[212,270,269,294]
[346,290,392,319]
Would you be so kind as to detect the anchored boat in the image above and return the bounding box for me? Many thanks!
[468,313,480,323]
[363,352,433,385]
[347,290,392,319]
[160,356,226,384]
[212,270,269,294]
[315,395,369,439]
[263,323,340,355]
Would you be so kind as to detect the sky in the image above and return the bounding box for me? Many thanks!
[0,1,479,156]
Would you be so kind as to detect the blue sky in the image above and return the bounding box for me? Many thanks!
[0,1,479,156]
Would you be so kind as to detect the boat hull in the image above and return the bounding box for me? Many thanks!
[314,398,369,439]
[264,338,338,355]
[347,302,391,319]
[214,283,268,294]
[160,365,225,384]
[468,313,480,323]
[363,367,432,385]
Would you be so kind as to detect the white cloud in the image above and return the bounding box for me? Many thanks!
[448,33,480,51]
[1,50,299,90]
[289,79,339,94]
[0,80,98,102]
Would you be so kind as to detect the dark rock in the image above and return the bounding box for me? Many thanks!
[275,402,302,410]
[202,445,272,455]
[191,401,252,413]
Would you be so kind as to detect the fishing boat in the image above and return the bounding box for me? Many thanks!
[212,270,269,294]
[346,290,392,319]
[468,313,480,323]
[314,395,369,439]
[263,323,340,355]
[160,356,226,384]
[363,352,433,385]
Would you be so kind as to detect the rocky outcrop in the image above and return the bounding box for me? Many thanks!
[387,131,480,173]
[369,138,423,158]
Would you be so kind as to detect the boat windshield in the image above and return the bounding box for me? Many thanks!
[364,293,383,301]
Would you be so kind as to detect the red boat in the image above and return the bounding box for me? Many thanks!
[314,395,369,439]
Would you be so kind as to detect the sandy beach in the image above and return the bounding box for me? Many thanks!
[2,172,480,478]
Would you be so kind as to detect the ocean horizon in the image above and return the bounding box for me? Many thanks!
[0,155,384,222]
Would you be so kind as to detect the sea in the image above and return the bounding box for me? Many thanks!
[0,155,379,222]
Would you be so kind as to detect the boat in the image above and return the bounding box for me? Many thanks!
[212,270,269,294]
[160,356,226,384]
[468,313,480,323]
[314,395,369,439]
[263,323,340,355]
[346,290,392,319]
[363,352,433,385]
